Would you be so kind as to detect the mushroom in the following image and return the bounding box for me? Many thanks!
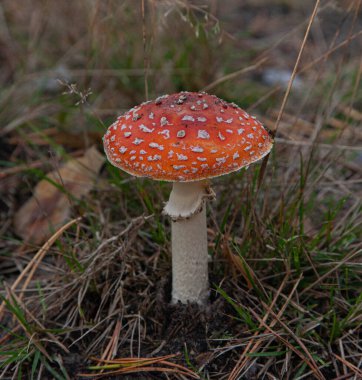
[103,92,273,305]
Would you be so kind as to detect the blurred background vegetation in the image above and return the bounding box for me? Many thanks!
[0,1,361,379]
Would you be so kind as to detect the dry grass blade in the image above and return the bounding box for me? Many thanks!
[141,0,149,100]
[338,105,362,122]
[300,249,362,296]
[91,353,178,364]
[0,104,60,136]
[5,286,69,354]
[4,286,52,361]
[273,0,320,135]
[260,302,325,379]
[274,138,362,152]
[332,353,362,378]
[0,160,45,179]
[228,274,291,380]
[228,274,306,380]
[0,217,81,320]
[79,354,199,379]
[249,308,325,380]
[79,365,197,378]
[0,325,21,346]
[99,320,122,367]
[202,58,267,92]
[222,236,252,288]
[255,0,320,194]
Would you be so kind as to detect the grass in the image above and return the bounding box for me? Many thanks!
[0,0,361,379]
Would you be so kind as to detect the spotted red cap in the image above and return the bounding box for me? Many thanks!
[103,92,273,181]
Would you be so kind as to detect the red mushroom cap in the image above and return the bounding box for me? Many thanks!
[103,92,273,182]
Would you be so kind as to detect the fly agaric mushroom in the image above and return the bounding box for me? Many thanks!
[103,92,273,305]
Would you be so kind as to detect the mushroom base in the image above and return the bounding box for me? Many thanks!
[171,206,209,305]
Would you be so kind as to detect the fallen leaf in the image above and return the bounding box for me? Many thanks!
[14,146,104,244]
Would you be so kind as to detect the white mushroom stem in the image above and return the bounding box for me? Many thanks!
[163,181,215,305]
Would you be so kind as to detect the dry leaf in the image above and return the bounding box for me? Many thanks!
[14,146,104,244]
